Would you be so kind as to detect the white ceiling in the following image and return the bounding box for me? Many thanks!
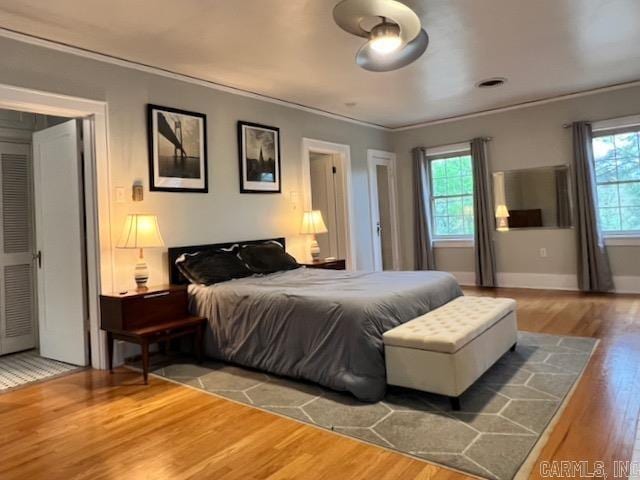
[1,0,639,128]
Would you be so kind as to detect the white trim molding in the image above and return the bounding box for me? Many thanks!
[451,271,640,294]
[433,238,474,248]
[425,142,471,158]
[605,235,640,247]
[301,138,357,271]
[592,114,640,133]
[3,27,640,132]
[392,80,640,131]
[448,271,476,286]
[0,27,387,131]
[614,276,640,294]
[497,273,579,291]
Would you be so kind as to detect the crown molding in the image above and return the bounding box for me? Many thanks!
[0,27,389,131]
[2,27,639,133]
[391,79,640,131]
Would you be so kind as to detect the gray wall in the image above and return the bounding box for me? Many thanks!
[393,85,640,280]
[0,36,392,289]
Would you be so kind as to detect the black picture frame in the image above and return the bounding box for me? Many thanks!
[147,104,208,193]
[237,121,281,193]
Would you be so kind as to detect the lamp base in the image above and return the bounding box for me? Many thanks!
[310,238,321,260]
[134,259,149,288]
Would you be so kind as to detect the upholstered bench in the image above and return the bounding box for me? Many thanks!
[383,296,517,410]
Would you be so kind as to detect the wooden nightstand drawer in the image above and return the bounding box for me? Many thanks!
[100,285,187,332]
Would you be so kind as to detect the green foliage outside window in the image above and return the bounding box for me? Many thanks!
[592,131,640,233]
[430,155,474,237]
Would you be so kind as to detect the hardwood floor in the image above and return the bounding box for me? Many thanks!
[0,288,638,480]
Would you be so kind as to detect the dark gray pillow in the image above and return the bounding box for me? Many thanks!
[176,250,253,285]
[238,242,300,274]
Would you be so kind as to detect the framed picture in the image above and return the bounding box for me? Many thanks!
[147,104,208,193]
[237,121,281,193]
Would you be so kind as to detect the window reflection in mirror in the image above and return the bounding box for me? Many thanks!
[493,166,572,230]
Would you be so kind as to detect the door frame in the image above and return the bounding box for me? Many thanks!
[0,82,113,369]
[301,138,356,270]
[367,149,401,271]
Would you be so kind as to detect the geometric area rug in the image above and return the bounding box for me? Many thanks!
[149,332,597,480]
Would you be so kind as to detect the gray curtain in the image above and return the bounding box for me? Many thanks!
[413,147,436,270]
[471,138,497,287]
[572,122,614,292]
[555,169,571,228]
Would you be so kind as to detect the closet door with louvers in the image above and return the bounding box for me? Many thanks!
[0,142,36,355]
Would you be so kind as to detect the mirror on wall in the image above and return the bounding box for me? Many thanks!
[493,165,572,230]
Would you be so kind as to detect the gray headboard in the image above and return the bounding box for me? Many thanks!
[167,237,286,285]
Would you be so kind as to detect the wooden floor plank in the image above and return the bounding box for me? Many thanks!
[0,288,638,479]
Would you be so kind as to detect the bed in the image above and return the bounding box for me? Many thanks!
[168,238,462,401]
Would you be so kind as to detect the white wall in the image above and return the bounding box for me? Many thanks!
[393,85,640,291]
[0,36,392,291]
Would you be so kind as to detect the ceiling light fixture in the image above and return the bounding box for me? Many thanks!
[369,19,402,54]
[333,0,429,72]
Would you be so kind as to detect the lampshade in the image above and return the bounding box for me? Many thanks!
[495,204,510,218]
[300,210,328,235]
[117,214,165,249]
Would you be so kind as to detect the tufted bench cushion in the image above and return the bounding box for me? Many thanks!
[383,295,518,408]
[383,296,517,354]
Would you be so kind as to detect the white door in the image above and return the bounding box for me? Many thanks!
[33,119,88,366]
[368,150,400,271]
[309,153,347,260]
[0,141,37,355]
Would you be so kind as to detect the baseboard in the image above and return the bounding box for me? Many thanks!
[449,271,640,294]
[497,272,579,291]
[613,276,640,294]
[449,271,476,286]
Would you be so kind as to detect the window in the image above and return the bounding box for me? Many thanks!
[429,153,474,237]
[592,128,640,234]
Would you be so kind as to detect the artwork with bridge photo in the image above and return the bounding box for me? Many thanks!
[238,121,281,193]
[147,104,208,192]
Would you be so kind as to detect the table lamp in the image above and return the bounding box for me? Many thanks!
[495,204,510,232]
[117,214,165,289]
[300,210,328,261]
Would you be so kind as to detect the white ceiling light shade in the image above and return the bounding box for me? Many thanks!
[333,0,429,72]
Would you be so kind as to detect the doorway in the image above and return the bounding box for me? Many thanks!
[367,149,400,271]
[309,152,347,261]
[301,138,356,270]
[0,108,88,368]
[0,83,112,371]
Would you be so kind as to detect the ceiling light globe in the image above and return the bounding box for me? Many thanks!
[369,21,402,54]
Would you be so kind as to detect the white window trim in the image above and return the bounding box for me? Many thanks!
[425,141,471,157]
[427,144,474,242]
[591,119,640,240]
[603,234,640,246]
[592,114,640,134]
[433,238,474,248]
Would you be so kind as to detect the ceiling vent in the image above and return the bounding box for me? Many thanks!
[476,77,507,88]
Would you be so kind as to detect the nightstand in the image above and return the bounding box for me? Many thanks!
[300,259,346,270]
[100,285,207,384]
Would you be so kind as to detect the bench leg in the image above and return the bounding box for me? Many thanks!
[449,396,461,411]
[510,342,517,352]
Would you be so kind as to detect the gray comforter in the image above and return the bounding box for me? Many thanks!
[189,268,462,401]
